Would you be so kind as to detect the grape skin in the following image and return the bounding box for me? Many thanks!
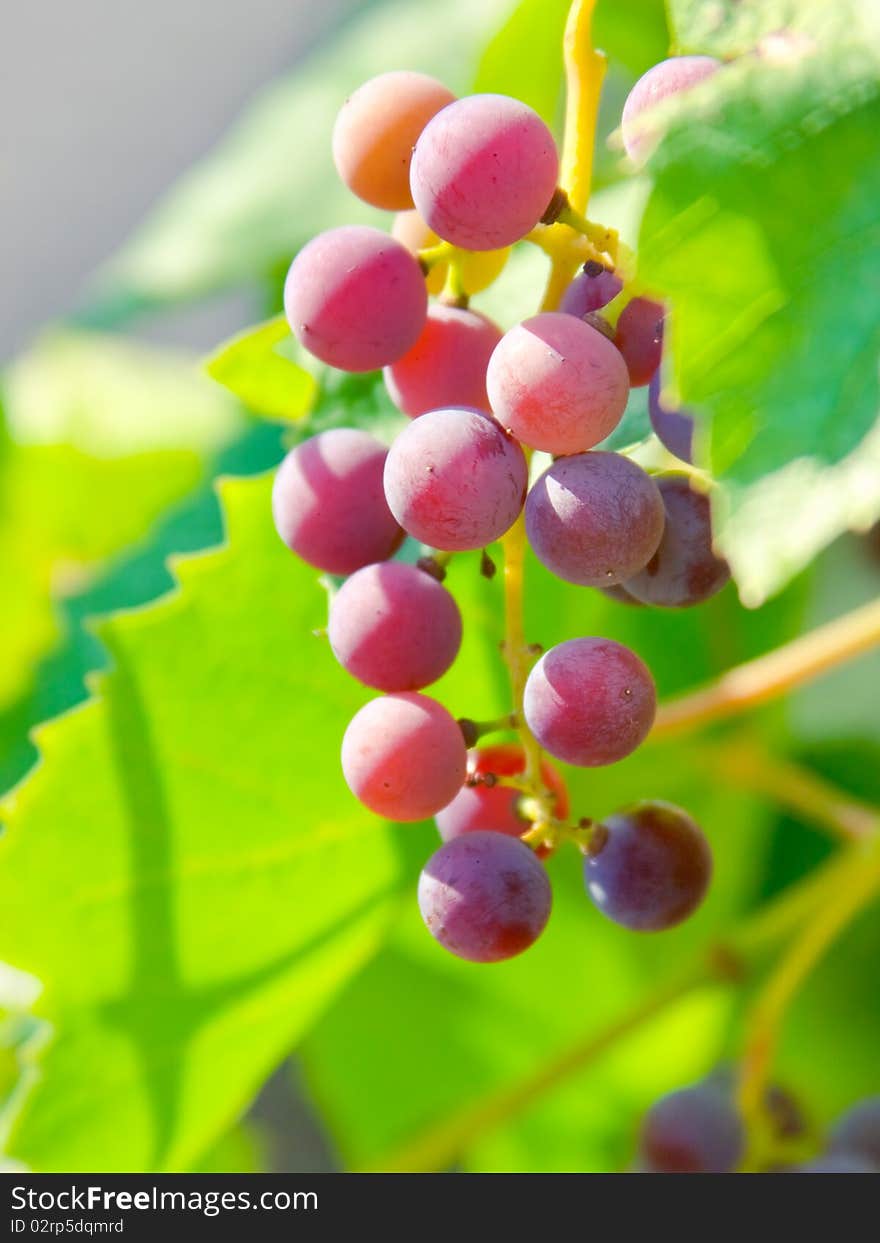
[410,94,559,250]
[648,371,694,463]
[525,451,665,587]
[524,637,656,767]
[283,226,427,371]
[341,692,466,821]
[328,561,462,692]
[625,475,730,608]
[829,1097,880,1169]
[640,1083,743,1173]
[585,801,712,931]
[383,304,502,417]
[272,429,403,575]
[614,297,664,387]
[418,830,552,962]
[435,743,569,857]
[332,71,455,211]
[391,210,510,296]
[487,313,629,455]
[560,264,623,317]
[622,55,721,162]
[383,407,529,551]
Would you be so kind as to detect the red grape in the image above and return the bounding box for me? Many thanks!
[625,475,730,607]
[622,55,720,163]
[383,304,502,417]
[614,297,664,387]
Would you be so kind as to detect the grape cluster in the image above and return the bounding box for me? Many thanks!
[637,1076,880,1174]
[273,60,732,963]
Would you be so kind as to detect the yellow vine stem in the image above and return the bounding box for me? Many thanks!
[358,846,857,1173]
[560,0,606,215]
[651,597,880,742]
[738,832,880,1161]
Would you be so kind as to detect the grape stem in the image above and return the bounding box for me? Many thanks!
[560,0,606,215]
[651,598,880,741]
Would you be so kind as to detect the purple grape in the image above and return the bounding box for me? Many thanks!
[332,71,455,211]
[614,297,664,387]
[383,304,502,417]
[272,429,403,575]
[525,451,665,587]
[418,831,552,962]
[410,94,559,250]
[625,475,730,608]
[283,226,427,371]
[793,1155,877,1173]
[829,1098,880,1169]
[487,312,629,455]
[640,1083,743,1173]
[622,56,721,163]
[341,692,467,821]
[585,801,712,931]
[560,262,623,317]
[328,561,462,692]
[598,583,644,607]
[383,407,528,551]
[524,637,656,767]
[649,371,695,463]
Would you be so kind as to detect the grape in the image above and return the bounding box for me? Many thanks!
[487,313,630,455]
[283,226,427,371]
[383,407,528,551]
[525,452,665,586]
[410,94,559,250]
[560,261,623,317]
[328,561,462,692]
[829,1098,880,1169]
[332,71,455,211]
[622,56,721,163]
[392,209,510,296]
[384,304,502,417]
[793,1155,877,1174]
[598,583,644,607]
[640,1084,744,1173]
[341,692,466,821]
[625,475,730,608]
[649,371,695,463]
[418,831,552,962]
[524,637,656,767]
[435,744,569,856]
[272,429,403,575]
[585,801,712,931]
[614,297,664,387]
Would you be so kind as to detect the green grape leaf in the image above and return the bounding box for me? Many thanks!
[205,317,316,422]
[0,475,416,1172]
[0,333,242,710]
[474,0,570,125]
[633,0,880,602]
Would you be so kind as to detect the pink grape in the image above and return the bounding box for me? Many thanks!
[560,262,623,317]
[487,312,630,455]
[525,451,665,586]
[341,692,466,821]
[622,55,720,162]
[272,429,403,575]
[283,226,427,371]
[383,407,528,551]
[409,94,559,250]
[418,831,552,962]
[328,561,462,692]
[383,304,502,417]
[524,637,656,767]
[649,370,695,463]
[332,71,455,210]
[614,297,664,387]
[625,475,730,608]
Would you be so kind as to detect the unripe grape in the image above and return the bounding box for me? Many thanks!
[487,312,629,455]
[640,1083,743,1173]
[622,55,720,163]
[524,637,656,767]
[341,692,466,821]
[649,370,695,463]
[391,210,510,296]
[614,297,664,387]
[625,475,730,608]
[410,94,559,250]
[328,561,462,692]
[272,429,403,575]
[332,71,455,210]
[383,407,528,551]
[283,226,427,371]
[418,831,552,962]
[383,304,502,417]
[525,451,665,586]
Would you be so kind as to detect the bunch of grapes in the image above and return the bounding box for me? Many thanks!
[273,58,731,964]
